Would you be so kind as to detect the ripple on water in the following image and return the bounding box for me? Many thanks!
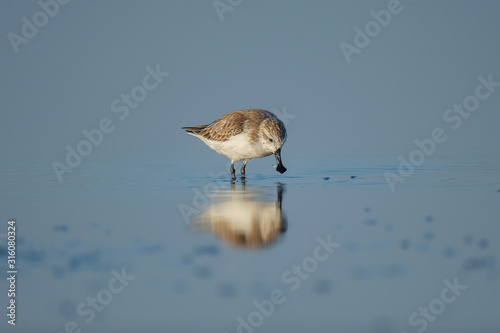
[19,249,45,263]
[216,282,237,298]
[68,250,101,271]
[399,238,411,250]
[478,238,489,249]
[381,263,406,278]
[194,244,220,256]
[443,246,456,258]
[463,255,495,271]
[464,235,474,245]
[423,231,434,241]
[193,265,213,279]
[53,225,69,233]
[364,219,378,226]
[1,157,499,195]
[311,279,331,295]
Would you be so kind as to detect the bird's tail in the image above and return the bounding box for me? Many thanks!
[182,125,208,135]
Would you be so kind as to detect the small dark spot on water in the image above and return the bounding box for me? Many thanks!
[464,235,474,245]
[423,231,434,241]
[382,263,406,278]
[312,279,331,295]
[364,207,371,212]
[478,238,489,249]
[364,219,378,226]
[54,225,68,233]
[350,176,357,179]
[193,265,213,279]
[194,245,220,256]
[400,238,411,249]
[497,189,500,193]
[323,177,330,181]
[463,256,495,271]
[68,251,101,271]
[425,215,433,223]
[216,282,237,298]
[351,266,370,280]
[20,249,44,263]
[345,241,359,252]
[443,246,456,258]
[137,242,165,255]
[52,265,66,278]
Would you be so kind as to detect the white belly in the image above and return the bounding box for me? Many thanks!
[200,133,271,161]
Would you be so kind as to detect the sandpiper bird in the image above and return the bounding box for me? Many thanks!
[182,109,287,179]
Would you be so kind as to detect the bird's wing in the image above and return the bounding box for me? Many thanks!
[189,111,248,141]
[182,109,272,141]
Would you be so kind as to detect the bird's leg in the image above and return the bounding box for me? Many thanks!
[276,183,287,232]
[230,161,236,180]
[240,160,248,179]
[277,183,284,209]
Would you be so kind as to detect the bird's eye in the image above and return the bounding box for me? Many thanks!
[269,138,273,142]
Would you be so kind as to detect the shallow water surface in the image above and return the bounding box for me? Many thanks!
[1,157,499,333]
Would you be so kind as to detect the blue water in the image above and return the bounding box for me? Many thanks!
[1,156,499,333]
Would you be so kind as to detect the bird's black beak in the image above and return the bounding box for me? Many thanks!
[274,148,287,174]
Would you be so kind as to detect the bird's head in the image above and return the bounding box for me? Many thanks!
[259,118,287,174]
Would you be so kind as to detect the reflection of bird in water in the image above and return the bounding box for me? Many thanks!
[193,184,287,249]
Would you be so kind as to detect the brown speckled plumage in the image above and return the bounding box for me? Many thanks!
[182,109,285,143]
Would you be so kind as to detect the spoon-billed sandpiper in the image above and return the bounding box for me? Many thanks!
[182,109,287,179]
